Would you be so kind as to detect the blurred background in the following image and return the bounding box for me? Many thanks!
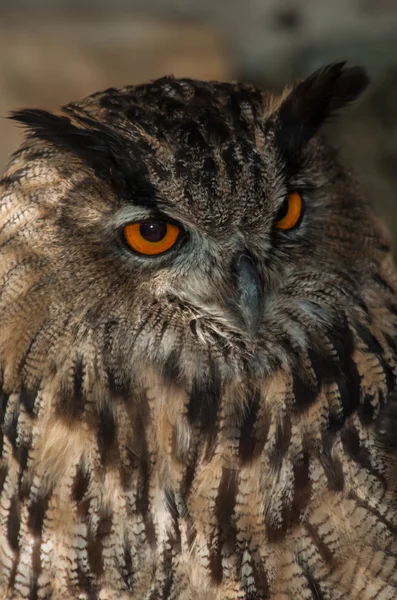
[1,0,397,237]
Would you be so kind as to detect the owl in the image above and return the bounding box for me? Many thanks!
[1,61,397,600]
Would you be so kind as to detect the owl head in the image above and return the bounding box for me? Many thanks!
[0,63,391,424]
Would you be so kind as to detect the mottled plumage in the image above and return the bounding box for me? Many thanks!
[1,63,397,599]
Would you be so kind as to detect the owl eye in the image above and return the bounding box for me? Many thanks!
[123,221,180,255]
[274,191,303,230]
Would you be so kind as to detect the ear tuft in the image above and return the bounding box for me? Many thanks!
[9,109,123,175]
[9,109,155,199]
[276,62,370,162]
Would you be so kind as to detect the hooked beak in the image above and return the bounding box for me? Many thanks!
[232,254,264,335]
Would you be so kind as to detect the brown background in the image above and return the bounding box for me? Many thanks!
[1,1,397,239]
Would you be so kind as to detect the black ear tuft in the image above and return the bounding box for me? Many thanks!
[9,109,155,200]
[276,62,369,163]
[10,109,122,171]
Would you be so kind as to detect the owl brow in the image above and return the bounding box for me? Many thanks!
[134,196,175,211]
[115,202,177,226]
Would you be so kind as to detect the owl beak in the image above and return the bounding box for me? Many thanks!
[233,254,263,335]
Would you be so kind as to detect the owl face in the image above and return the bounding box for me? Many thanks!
[0,63,381,396]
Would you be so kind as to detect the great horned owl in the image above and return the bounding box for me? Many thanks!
[1,62,397,600]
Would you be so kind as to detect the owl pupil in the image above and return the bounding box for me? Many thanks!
[139,222,167,243]
[275,198,289,222]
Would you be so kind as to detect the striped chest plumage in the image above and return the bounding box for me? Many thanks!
[2,306,397,599]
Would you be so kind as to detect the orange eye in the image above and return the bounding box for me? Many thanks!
[274,191,303,230]
[123,221,180,256]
